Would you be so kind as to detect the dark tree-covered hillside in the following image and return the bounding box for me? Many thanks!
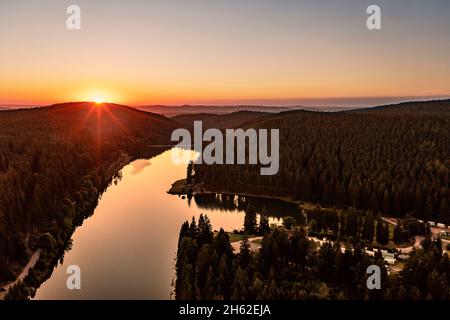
[194,100,450,223]
[0,103,178,283]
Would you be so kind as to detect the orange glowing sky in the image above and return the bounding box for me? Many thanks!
[1,0,450,107]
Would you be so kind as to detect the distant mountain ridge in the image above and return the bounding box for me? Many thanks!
[350,99,450,115]
[192,99,450,224]
[4,99,450,116]
[136,105,296,116]
[172,111,272,130]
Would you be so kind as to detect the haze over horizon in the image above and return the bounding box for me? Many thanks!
[2,95,450,109]
[1,0,450,106]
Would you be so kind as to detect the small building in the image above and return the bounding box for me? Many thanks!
[437,223,446,228]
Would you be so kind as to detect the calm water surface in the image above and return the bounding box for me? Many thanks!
[35,149,299,299]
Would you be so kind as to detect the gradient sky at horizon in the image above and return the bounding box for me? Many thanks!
[1,0,450,106]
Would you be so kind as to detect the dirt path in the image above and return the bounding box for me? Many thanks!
[397,236,423,254]
[231,237,263,254]
[0,249,41,300]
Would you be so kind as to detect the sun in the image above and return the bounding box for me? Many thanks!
[93,96,105,104]
[78,89,118,105]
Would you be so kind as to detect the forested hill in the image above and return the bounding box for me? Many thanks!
[172,111,270,130]
[0,102,178,284]
[9,102,177,142]
[352,99,450,115]
[194,100,450,223]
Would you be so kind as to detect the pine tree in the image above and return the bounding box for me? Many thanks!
[376,218,389,245]
[382,222,390,245]
[238,235,251,268]
[214,228,233,259]
[393,224,403,244]
[198,214,213,245]
[438,198,449,224]
[362,211,375,242]
[178,220,190,244]
[230,267,249,300]
[188,217,198,238]
[218,254,231,299]
[382,190,390,215]
[369,193,378,213]
[300,172,312,201]
[244,204,257,234]
[424,196,434,220]
[259,214,271,235]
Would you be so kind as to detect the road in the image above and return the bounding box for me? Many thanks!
[0,249,41,300]
[231,237,263,254]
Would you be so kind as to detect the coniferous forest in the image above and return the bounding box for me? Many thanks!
[0,103,177,287]
[194,100,450,223]
[176,214,450,300]
[175,100,450,300]
[2,99,450,300]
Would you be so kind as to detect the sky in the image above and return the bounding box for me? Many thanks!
[1,0,450,107]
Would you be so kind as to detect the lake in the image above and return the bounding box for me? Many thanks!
[34,148,300,299]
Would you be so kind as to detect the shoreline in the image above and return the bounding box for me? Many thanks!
[168,178,335,213]
[0,250,41,300]
[2,148,168,300]
[166,178,432,264]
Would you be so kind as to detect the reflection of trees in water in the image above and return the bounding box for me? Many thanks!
[193,194,240,212]
[193,193,303,221]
